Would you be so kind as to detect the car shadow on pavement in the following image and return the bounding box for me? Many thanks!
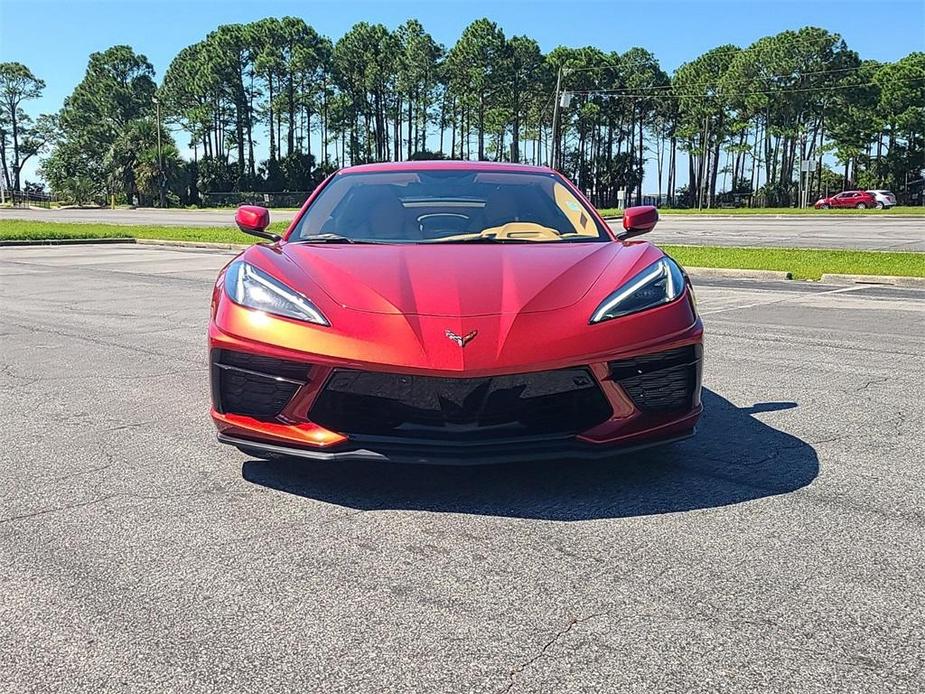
[241,389,818,520]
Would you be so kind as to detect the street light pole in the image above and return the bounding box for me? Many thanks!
[551,66,563,170]
[153,96,165,208]
[798,138,803,210]
[698,113,710,211]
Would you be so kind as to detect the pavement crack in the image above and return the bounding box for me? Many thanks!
[496,613,604,693]
[101,421,157,433]
[50,461,115,482]
[705,329,924,359]
[0,486,243,525]
[3,319,202,365]
[0,495,116,525]
[854,378,883,392]
[2,367,207,385]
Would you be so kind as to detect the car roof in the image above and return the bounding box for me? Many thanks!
[337,160,557,175]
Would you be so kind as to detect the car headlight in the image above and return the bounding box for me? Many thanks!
[590,257,686,324]
[224,260,329,326]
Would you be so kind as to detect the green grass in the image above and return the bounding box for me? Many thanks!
[2,220,923,281]
[662,245,925,280]
[0,219,288,244]
[597,206,925,218]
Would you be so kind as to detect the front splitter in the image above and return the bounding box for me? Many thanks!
[218,430,695,466]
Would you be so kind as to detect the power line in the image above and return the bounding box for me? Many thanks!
[564,77,924,99]
[526,67,886,109]
[558,35,861,75]
[555,65,888,97]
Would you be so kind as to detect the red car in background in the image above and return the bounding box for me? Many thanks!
[814,190,878,209]
[208,161,703,465]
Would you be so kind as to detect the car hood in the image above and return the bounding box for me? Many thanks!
[280,242,627,316]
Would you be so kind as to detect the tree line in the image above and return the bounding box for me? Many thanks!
[1,18,923,207]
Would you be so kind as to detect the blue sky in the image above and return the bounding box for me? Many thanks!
[2,0,924,186]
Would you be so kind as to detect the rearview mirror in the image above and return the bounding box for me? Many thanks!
[619,205,658,239]
[235,205,280,242]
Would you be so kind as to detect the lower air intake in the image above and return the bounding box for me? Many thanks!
[210,349,310,419]
[310,368,612,440]
[609,345,702,412]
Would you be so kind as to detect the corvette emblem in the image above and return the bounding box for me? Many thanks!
[445,329,478,348]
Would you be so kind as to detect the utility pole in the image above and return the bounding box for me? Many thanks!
[698,113,710,211]
[551,66,563,170]
[798,130,808,208]
[153,96,166,208]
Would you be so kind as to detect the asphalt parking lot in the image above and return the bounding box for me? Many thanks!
[1,244,923,692]
[2,206,925,250]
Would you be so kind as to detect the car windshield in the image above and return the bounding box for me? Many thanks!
[289,169,610,244]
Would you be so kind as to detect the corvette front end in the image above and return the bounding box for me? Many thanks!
[209,271,702,464]
[209,161,703,464]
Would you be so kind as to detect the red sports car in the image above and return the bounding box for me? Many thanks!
[814,190,878,209]
[209,161,703,464]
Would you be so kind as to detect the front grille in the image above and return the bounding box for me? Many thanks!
[310,368,612,440]
[210,349,310,419]
[609,345,701,412]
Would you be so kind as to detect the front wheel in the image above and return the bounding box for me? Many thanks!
[819,203,831,209]
[856,203,867,209]
[875,201,884,209]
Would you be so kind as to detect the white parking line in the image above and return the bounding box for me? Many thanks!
[698,285,867,316]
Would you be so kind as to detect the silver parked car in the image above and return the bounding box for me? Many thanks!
[867,190,896,209]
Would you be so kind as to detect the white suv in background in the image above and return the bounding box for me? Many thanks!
[867,190,896,209]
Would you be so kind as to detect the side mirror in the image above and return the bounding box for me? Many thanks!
[619,205,658,239]
[235,205,280,242]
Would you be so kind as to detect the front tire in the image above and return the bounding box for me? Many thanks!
[820,203,831,209]
[875,201,884,209]
[856,202,867,209]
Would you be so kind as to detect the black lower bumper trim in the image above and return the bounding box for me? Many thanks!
[218,431,694,466]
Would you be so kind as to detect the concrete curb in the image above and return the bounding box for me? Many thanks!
[135,239,249,251]
[0,237,248,250]
[0,237,135,246]
[684,267,793,281]
[819,273,925,288]
[602,214,925,221]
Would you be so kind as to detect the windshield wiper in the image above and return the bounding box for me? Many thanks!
[294,234,374,244]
